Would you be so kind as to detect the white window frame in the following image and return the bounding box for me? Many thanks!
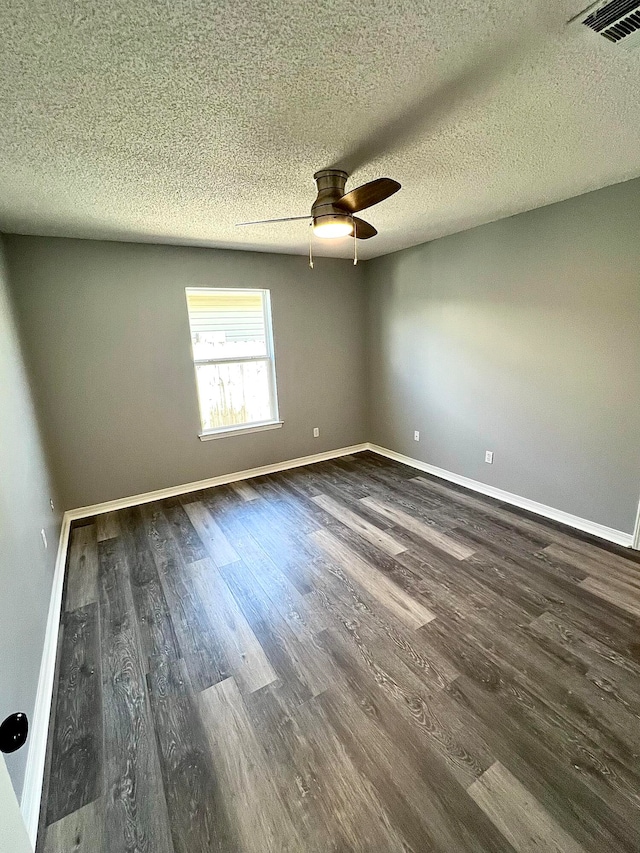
[185,287,282,440]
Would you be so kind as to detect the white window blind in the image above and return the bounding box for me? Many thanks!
[185,288,280,435]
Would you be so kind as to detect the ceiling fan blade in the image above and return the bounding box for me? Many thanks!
[334,178,401,214]
[353,217,377,239]
[236,216,311,226]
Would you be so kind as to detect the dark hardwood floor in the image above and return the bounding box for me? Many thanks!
[41,451,640,852]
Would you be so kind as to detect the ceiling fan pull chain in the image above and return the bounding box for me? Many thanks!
[353,217,358,265]
[309,222,314,269]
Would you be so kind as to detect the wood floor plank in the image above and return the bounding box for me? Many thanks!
[425,605,640,788]
[528,611,640,682]
[392,472,549,557]
[307,552,459,689]
[583,568,640,599]
[121,508,181,669]
[312,492,408,556]
[96,510,120,541]
[397,548,545,630]
[189,558,278,694]
[46,603,102,825]
[468,761,587,853]
[350,456,446,512]
[410,474,613,564]
[245,679,412,853]
[528,613,640,717]
[451,522,547,565]
[317,625,494,791]
[319,686,515,853]
[212,505,331,639]
[411,474,556,536]
[223,491,319,594]
[580,576,640,620]
[241,682,370,853]
[65,524,99,612]
[230,480,260,501]
[312,627,512,852]
[44,797,103,853]
[453,549,549,620]
[311,526,435,629]
[257,474,325,535]
[544,542,640,581]
[147,658,239,853]
[183,500,239,567]
[220,558,332,699]
[140,502,231,691]
[230,535,331,641]
[291,695,411,853]
[361,495,476,560]
[299,462,380,509]
[195,677,302,853]
[448,673,640,852]
[542,545,640,617]
[98,537,174,853]
[161,501,208,564]
[315,523,446,616]
[345,461,445,515]
[483,548,640,653]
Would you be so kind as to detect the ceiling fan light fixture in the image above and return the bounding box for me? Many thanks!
[312,213,353,239]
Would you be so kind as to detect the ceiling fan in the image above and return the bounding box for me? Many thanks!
[237,169,401,241]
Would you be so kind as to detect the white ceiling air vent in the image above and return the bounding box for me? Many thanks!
[571,0,640,48]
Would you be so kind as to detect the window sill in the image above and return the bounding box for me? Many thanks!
[198,420,284,441]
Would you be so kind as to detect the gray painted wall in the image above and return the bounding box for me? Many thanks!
[6,237,368,510]
[366,178,640,534]
[0,237,60,797]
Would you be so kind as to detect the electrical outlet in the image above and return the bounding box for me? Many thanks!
[40,528,48,549]
[414,430,420,441]
[313,427,320,438]
[485,450,494,464]
[50,498,55,511]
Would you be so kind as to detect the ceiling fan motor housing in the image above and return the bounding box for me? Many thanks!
[235,170,397,240]
[312,169,352,230]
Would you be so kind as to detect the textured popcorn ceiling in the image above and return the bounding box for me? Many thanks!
[1,1,640,260]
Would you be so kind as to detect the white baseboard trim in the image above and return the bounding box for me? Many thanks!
[368,444,635,548]
[633,498,640,551]
[20,514,71,846]
[66,443,369,520]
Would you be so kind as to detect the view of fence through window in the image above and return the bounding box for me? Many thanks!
[185,288,278,432]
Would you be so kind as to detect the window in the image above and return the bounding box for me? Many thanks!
[185,288,281,439]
